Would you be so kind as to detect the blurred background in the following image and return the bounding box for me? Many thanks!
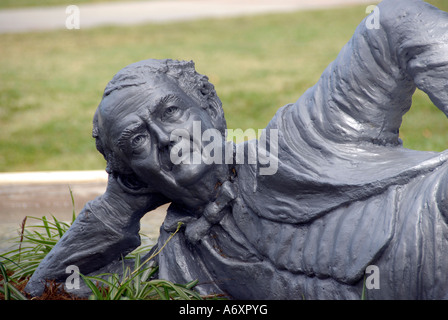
[2,0,447,173]
[0,0,447,249]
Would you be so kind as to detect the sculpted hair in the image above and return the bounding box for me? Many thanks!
[92,59,226,175]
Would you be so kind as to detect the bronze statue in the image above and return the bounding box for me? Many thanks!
[26,0,448,299]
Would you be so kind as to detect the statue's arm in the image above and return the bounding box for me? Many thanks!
[382,0,448,115]
[24,175,168,297]
[289,0,448,146]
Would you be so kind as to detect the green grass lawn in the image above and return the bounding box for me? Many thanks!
[1,1,447,172]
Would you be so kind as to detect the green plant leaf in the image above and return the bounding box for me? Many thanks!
[41,216,52,238]
[51,216,64,238]
[80,274,104,300]
[69,186,77,224]
[151,284,168,300]
[6,282,27,300]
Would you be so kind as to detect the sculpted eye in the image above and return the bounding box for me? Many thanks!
[130,134,148,149]
[162,106,180,121]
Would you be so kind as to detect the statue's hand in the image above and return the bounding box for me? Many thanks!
[100,174,168,222]
[24,173,168,298]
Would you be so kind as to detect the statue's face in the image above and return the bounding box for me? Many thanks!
[97,73,224,203]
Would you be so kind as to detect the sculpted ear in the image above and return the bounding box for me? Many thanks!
[198,78,227,135]
[207,99,226,133]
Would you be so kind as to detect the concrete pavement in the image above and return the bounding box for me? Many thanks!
[0,0,376,33]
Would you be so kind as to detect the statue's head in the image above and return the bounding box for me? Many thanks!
[93,59,229,207]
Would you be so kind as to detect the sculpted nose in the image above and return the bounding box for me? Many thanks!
[151,125,171,147]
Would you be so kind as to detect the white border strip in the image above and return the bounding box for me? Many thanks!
[0,170,108,185]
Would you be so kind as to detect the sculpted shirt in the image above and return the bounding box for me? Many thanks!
[156,0,448,299]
